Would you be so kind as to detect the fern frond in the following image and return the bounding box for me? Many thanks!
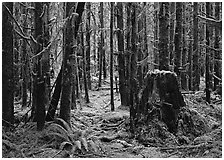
[54,118,72,134]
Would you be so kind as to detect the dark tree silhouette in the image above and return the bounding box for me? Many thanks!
[2,2,14,127]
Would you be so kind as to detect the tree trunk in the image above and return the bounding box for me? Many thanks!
[181,3,188,90]
[117,2,129,106]
[154,2,159,68]
[86,2,91,90]
[143,2,148,75]
[213,2,221,91]
[60,2,85,125]
[169,2,175,67]
[158,2,169,71]
[130,3,138,134]
[192,2,200,91]
[46,69,62,121]
[174,2,183,86]
[21,6,28,108]
[98,2,104,87]
[2,2,14,127]
[110,2,114,111]
[82,24,90,103]
[35,2,46,131]
[205,2,211,103]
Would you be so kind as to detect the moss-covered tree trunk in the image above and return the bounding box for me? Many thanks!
[138,70,185,133]
[60,2,85,125]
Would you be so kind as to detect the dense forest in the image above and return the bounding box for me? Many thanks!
[2,2,222,158]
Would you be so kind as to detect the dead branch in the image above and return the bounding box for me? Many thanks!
[198,15,222,30]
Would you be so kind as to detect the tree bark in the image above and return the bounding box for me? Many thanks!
[98,2,104,87]
[110,2,114,111]
[2,2,14,127]
[86,2,91,90]
[169,2,175,67]
[213,2,221,91]
[158,2,169,71]
[130,3,138,134]
[21,5,28,108]
[205,2,211,103]
[46,69,62,121]
[35,2,46,131]
[192,2,200,91]
[60,2,85,125]
[154,2,159,68]
[174,2,183,86]
[117,2,129,106]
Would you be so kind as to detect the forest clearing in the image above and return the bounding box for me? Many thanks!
[2,2,222,158]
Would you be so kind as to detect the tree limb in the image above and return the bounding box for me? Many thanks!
[198,15,222,30]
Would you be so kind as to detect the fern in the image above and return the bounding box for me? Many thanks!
[54,118,72,134]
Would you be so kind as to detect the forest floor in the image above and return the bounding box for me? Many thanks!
[2,78,222,158]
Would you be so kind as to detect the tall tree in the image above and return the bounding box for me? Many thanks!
[82,24,90,103]
[169,2,175,68]
[110,2,114,111]
[21,5,28,108]
[34,2,46,131]
[174,2,183,85]
[158,2,169,71]
[192,2,200,91]
[213,2,221,90]
[205,2,211,103]
[181,3,188,90]
[2,2,14,127]
[117,2,129,106]
[60,2,85,125]
[86,2,91,90]
[154,2,159,68]
[129,3,137,133]
[98,2,104,87]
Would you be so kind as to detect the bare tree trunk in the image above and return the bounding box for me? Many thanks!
[21,5,28,108]
[213,2,221,91]
[110,2,114,111]
[205,2,211,103]
[2,2,14,127]
[181,3,188,90]
[154,2,159,68]
[130,3,137,134]
[192,2,200,91]
[158,2,169,71]
[98,2,104,87]
[86,2,91,90]
[169,2,175,67]
[82,24,90,103]
[35,2,46,131]
[46,69,62,121]
[117,2,129,106]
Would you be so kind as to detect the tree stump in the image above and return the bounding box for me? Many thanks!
[137,69,185,133]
